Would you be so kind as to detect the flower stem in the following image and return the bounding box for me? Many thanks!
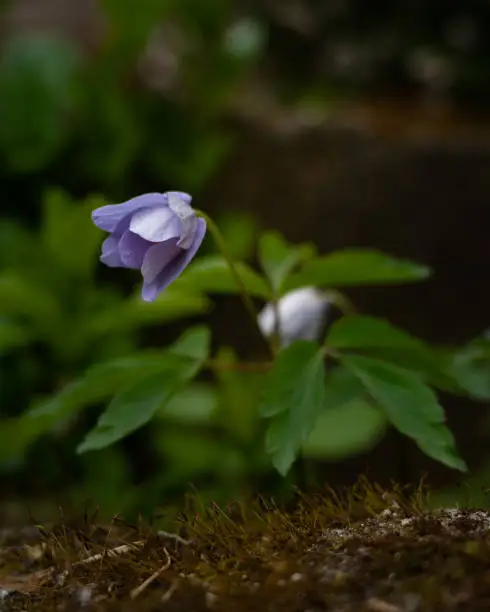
[195,210,274,356]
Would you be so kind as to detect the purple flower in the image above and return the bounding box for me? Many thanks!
[92,191,206,302]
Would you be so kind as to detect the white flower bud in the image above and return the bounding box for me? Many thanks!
[257,287,330,347]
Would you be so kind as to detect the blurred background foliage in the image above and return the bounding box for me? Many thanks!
[1,0,490,522]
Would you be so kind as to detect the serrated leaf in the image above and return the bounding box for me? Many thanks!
[77,352,203,453]
[175,255,271,299]
[323,365,367,407]
[77,372,182,453]
[258,231,314,293]
[327,316,460,393]
[285,248,431,291]
[341,354,467,472]
[302,399,386,459]
[0,352,175,460]
[261,341,326,475]
[260,341,323,418]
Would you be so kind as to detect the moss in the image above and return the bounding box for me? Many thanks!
[1,478,490,610]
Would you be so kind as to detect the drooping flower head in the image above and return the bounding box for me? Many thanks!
[92,191,206,302]
[258,287,330,347]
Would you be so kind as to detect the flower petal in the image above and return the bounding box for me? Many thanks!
[141,238,181,284]
[257,287,330,347]
[141,218,206,302]
[100,235,123,267]
[167,192,197,249]
[92,193,167,232]
[166,191,192,205]
[130,206,181,243]
[118,230,151,269]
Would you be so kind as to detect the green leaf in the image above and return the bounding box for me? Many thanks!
[341,355,467,472]
[42,189,104,278]
[258,231,315,293]
[327,316,427,351]
[76,326,210,453]
[175,255,271,299]
[261,341,326,475]
[285,248,431,291]
[323,365,367,407]
[31,353,175,418]
[327,316,460,394]
[77,371,185,454]
[77,351,205,454]
[447,342,490,400]
[0,352,174,460]
[302,399,386,459]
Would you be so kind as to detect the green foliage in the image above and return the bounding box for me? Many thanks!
[340,355,466,472]
[303,398,386,459]
[326,315,461,393]
[3,0,476,513]
[0,191,210,465]
[0,0,260,194]
[176,255,271,298]
[77,364,191,453]
[285,248,431,291]
[327,315,427,351]
[0,2,481,510]
[446,334,490,400]
[1,199,480,514]
[258,231,315,294]
[255,305,469,474]
[261,341,326,474]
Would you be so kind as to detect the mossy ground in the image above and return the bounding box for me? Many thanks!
[1,479,489,611]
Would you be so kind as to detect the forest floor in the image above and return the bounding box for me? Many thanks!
[0,480,489,611]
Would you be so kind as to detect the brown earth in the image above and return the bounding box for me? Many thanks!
[1,480,490,611]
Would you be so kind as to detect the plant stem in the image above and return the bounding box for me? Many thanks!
[195,210,275,356]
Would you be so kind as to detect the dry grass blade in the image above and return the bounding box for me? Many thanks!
[130,547,171,599]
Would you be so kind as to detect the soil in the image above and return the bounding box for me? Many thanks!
[1,480,490,611]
